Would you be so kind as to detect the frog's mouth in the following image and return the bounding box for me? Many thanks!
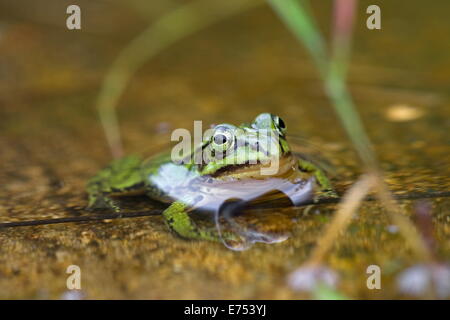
[210,152,299,180]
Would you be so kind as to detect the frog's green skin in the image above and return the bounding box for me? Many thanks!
[87,113,336,241]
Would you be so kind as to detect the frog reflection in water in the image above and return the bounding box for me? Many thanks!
[87,113,337,242]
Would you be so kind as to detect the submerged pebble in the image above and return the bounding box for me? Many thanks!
[386,225,399,234]
[60,290,86,300]
[396,263,450,298]
[287,265,339,292]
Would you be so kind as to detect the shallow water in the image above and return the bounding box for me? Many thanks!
[0,0,449,299]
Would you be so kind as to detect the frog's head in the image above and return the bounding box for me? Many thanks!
[199,113,294,177]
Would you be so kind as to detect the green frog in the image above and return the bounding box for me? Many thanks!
[87,113,336,241]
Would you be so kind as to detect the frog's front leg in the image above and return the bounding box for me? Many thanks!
[298,159,338,201]
[163,201,239,242]
[86,155,146,212]
[162,202,220,241]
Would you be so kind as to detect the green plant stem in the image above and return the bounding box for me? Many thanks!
[268,0,328,76]
[97,0,263,159]
[325,74,377,169]
[268,0,432,262]
[268,0,376,169]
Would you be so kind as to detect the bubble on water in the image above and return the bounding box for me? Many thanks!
[155,121,171,134]
[216,214,289,251]
[220,228,289,251]
[215,201,289,251]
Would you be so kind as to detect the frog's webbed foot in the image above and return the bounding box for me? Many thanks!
[162,201,238,242]
[87,193,122,212]
[313,189,339,203]
[297,159,337,203]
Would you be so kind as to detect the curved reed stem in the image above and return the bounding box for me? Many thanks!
[97,0,263,158]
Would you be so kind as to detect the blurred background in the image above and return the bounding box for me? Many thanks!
[0,0,449,299]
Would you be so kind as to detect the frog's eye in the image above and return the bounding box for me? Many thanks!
[274,116,286,133]
[214,134,228,145]
[211,125,235,152]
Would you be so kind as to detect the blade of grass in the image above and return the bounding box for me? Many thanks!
[97,0,263,158]
[327,0,377,168]
[331,0,357,82]
[268,0,375,168]
[268,0,432,261]
[267,0,328,76]
[328,0,431,261]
